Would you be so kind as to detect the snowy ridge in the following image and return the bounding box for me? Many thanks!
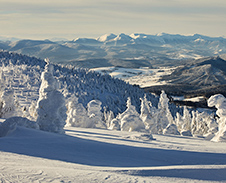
[1,33,226,68]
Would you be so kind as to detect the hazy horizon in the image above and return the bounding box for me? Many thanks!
[1,32,226,42]
[1,0,226,40]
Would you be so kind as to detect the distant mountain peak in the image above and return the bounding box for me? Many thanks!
[97,33,117,42]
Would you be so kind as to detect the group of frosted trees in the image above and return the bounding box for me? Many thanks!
[0,51,161,117]
[0,51,226,142]
[65,89,226,142]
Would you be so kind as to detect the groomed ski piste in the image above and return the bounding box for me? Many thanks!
[0,124,226,183]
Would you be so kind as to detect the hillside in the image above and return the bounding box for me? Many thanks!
[145,56,226,97]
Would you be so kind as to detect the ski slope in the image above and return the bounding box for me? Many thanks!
[0,123,226,183]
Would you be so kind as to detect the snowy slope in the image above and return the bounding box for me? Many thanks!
[0,125,226,182]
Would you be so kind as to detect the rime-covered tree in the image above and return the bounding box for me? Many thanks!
[87,100,106,129]
[156,90,174,133]
[175,112,183,132]
[140,95,158,133]
[36,61,67,134]
[179,106,192,136]
[0,89,21,118]
[104,108,115,129]
[182,106,192,131]
[66,97,91,128]
[119,97,145,132]
[108,118,121,130]
[208,94,226,142]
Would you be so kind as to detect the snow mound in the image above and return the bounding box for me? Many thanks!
[181,130,193,137]
[0,117,39,137]
[124,133,155,141]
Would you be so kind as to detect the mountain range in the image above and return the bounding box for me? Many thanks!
[0,33,226,68]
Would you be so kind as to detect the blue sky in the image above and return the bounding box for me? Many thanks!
[1,0,226,40]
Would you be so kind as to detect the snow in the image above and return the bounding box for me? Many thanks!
[208,94,226,142]
[0,125,226,182]
[97,33,117,42]
[0,117,39,137]
[91,66,175,88]
[0,51,226,182]
[184,96,205,102]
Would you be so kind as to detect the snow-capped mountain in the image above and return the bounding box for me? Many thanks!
[0,33,226,68]
[97,33,117,42]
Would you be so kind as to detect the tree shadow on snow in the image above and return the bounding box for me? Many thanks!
[0,127,226,176]
[115,168,226,181]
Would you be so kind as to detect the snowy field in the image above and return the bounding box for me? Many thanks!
[0,123,226,183]
[91,67,175,88]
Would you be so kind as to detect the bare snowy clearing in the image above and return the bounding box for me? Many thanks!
[91,66,175,88]
[0,125,226,182]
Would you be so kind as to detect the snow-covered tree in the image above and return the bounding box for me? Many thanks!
[208,94,226,142]
[36,61,67,134]
[179,106,193,136]
[175,112,183,132]
[0,89,21,118]
[140,94,150,122]
[194,111,210,137]
[119,97,145,132]
[108,118,121,130]
[156,90,174,134]
[182,106,192,131]
[87,100,106,129]
[203,114,218,140]
[191,110,197,134]
[66,97,91,128]
[28,101,38,121]
[140,95,158,133]
[104,108,115,129]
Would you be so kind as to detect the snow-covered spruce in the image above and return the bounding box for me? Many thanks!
[140,94,158,133]
[66,97,107,129]
[0,89,22,118]
[36,61,67,134]
[208,94,226,142]
[118,97,146,132]
[156,90,175,134]
[87,100,106,129]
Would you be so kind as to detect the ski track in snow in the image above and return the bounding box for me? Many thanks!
[0,126,226,183]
